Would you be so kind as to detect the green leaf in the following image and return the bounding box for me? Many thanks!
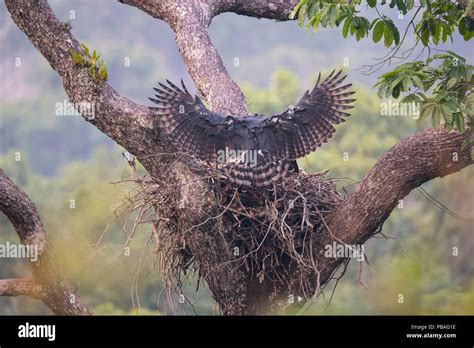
[447,77,457,89]
[307,14,320,30]
[342,16,351,38]
[432,22,441,44]
[367,0,377,8]
[380,70,398,78]
[392,25,400,44]
[459,16,474,40]
[432,105,441,127]
[383,25,394,47]
[373,20,385,42]
[327,4,337,27]
[351,16,361,30]
[445,50,467,62]
[440,104,453,124]
[71,51,84,66]
[402,76,410,91]
[307,1,318,19]
[442,24,452,42]
[420,103,434,120]
[297,6,307,26]
[419,20,430,45]
[427,18,437,36]
[392,84,401,98]
[370,18,379,30]
[289,0,306,20]
[99,66,107,80]
[411,75,425,91]
[80,43,89,55]
[417,92,427,100]
[396,0,407,14]
[401,94,421,104]
[454,112,465,132]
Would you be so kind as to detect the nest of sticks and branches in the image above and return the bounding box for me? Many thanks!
[113,164,345,303]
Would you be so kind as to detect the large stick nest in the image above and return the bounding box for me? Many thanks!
[122,169,344,301]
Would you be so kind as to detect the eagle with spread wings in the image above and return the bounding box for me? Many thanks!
[149,70,355,188]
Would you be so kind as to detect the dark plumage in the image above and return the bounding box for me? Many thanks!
[149,70,355,188]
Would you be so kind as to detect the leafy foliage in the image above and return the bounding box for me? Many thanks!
[375,51,474,147]
[70,43,108,82]
[291,0,474,47]
[292,0,474,153]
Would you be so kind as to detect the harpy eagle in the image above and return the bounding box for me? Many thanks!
[149,70,355,188]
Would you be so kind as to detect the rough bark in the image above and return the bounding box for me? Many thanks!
[4,0,473,315]
[0,170,91,315]
[120,0,249,114]
[0,279,45,300]
[314,127,473,292]
[210,0,299,20]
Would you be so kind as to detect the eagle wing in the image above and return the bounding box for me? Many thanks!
[149,80,234,162]
[257,70,355,160]
[149,71,355,187]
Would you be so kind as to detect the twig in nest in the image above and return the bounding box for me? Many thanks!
[105,166,349,312]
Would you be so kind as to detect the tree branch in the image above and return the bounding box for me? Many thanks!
[0,279,45,300]
[4,0,179,175]
[174,19,248,114]
[117,0,299,114]
[119,0,249,114]
[318,127,473,283]
[210,0,299,20]
[0,170,91,315]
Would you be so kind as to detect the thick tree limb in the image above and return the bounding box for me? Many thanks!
[210,0,299,20]
[319,127,472,288]
[0,170,91,315]
[118,0,298,113]
[120,0,249,114]
[174,19,248,115]
[328,127,472,243]
[4,0,179,176]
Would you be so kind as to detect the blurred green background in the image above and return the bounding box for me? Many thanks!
[0,0,472,315]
